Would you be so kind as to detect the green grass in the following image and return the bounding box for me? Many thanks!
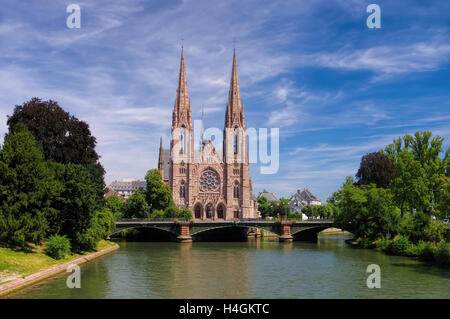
[0,240,117,284]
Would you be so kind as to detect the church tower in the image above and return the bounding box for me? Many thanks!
[223,50,253,219]
[170,47,194,207]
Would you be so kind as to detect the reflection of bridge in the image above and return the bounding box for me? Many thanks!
[114,219,335,242]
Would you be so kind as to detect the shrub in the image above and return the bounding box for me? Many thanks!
[92,208,115,239]
[356,237,374,248]
[434,241,450,266]
[179,208,193,220]
[150,209,165,219]
[389,235,412,256]
[164,204,180,218]
[416,241,435,262]
[424,222,448,243]
[374,237,391,251]
[45,235,71,259]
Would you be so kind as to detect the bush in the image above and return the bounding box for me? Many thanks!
[150,209,165,219]
[45,235,71,259]
[417,241,435,262]
[356,237,374,248]
[389,235,412,256]
[424,222,448,243]
[164,204,180,218]
[374,237,391,251]
[92,208,115,239]
[434,241,450,266]
[179,208,193,220]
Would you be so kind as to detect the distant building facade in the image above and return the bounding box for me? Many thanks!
[157,48,258,220]
[257,189,280,204]
[108,180,146,199]
[289,188,322,213]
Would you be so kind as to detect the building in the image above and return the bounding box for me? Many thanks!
[108,180,147,199]
[257,189,280,204]
[158,48,258,220]
[289,188,322,213]
[105,187,125,200]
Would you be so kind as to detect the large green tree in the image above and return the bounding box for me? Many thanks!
[356,152,395,188]
[0,125,58,247]
[47,162,100,251]
[145,169,174,211]
[390,150,430,217]
[332,180,400,239]
[123,188,149,218]
[7,98,106,204]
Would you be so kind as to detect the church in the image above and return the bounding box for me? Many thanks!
[158,48,258,220]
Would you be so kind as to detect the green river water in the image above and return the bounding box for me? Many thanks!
[5,233,450,298]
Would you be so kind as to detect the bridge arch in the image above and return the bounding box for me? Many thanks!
[111,225,179,241]
[291,226,332,242]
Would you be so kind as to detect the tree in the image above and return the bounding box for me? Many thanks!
[356,152,395,188]
[257,196,270,218]
[301,205,313,218]
[7,98,106,205]
[145,169,174,211]
[106,195,124,220]
[333,182,400,240]
[91,208,115,239]
[435,175,450,218]
[123,188,149,218]
[390,150,430,217]
[7,98,102,168]
[0,125,58,247]
[399,211,430,244]
[48,162,100,251]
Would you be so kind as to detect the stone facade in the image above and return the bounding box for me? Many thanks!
[158,48,258,220]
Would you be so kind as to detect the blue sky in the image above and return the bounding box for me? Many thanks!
[0,0,449,202]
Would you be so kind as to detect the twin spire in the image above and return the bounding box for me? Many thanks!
[172,47,244,130]
[172,47,192,128]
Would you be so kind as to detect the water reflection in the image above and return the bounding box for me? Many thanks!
[5,233,450,299]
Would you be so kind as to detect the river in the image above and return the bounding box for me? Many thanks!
[5,233,450,298]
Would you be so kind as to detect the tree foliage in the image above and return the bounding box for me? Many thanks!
[145,169,174,211]
[356,152,395,188]
[123,188,149,218]
[0,125,58,247]
[7,98,102,168]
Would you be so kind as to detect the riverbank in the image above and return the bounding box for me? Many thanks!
[0,240,119,297]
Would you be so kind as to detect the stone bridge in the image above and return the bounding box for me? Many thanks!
[113,219,335,242]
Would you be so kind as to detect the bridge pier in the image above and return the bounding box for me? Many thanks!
[279,222,293,242]
[177,222,192,243]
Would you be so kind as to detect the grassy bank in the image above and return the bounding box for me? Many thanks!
[0,240,116,285]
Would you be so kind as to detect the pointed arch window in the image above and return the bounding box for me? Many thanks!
[179,180,186,199]
[233,181,240,198]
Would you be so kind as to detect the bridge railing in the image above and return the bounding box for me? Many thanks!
[116,218,334,223]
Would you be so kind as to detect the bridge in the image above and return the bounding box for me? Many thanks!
[113,219,335,242]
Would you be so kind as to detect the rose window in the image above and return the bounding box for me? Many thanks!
[199,169,220,192]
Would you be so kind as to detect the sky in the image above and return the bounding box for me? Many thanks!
[0,0,449,202]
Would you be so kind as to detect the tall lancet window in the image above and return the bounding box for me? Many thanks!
[180,126,186,154]
[233,181,240,198]
[180,180,186,199]
[233,127,238,155]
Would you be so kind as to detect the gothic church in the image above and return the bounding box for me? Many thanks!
[158,48,258,220]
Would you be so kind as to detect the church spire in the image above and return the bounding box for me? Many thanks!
[173,46,192,128]
[225,49,245,128]
[158,136,164,177]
